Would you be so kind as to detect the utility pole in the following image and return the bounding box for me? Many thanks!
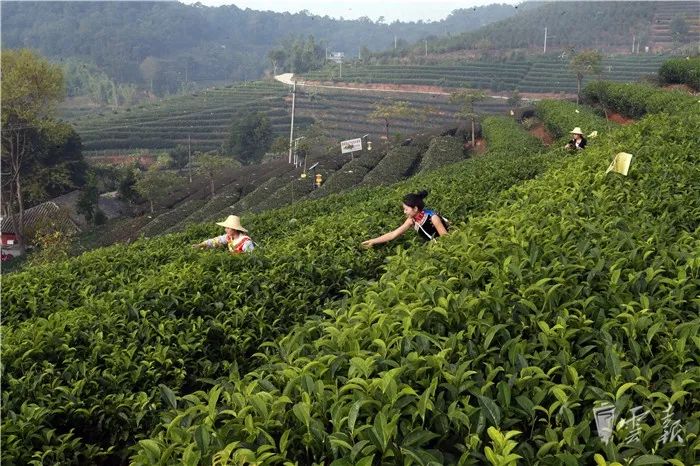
[288,81,296,164]
[543,27,548,54]
[632,34,636,54]
[394,35,397,49]
[425,39,428,56]
[188,134,192,183]
[339,59,342,79]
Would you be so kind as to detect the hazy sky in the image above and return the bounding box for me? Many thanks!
[179,0,521,23]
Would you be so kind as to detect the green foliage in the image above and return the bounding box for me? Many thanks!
[168,144,190,169]
[194,154,238,198]
[582,81,699,118]
[0,113,563,464]
[76,176,100,224]
[482,116,544,155]
[20,121,87,207]
[670,15,689,42]
[1,2,518,95]
[658,57,700,91]
[130,107,699,465]
[422,1,657,54]
[418,136,466,173]
[450,90,487,120]
[570,50,603,103]
[1,49,86,250]
[134,169,182,213]
[268,35,326,74]
[304,55,670,94]
[27,229,74,267]
[0,48,64,124]
[224,111,273,165]
[369,101,420,143]
[535,99,612,140]
[118,165,141,203]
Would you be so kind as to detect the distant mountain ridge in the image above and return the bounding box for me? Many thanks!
[0,1,518,89]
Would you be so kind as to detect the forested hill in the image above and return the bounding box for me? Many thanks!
[0,1,517,92]
[403,1,700,56]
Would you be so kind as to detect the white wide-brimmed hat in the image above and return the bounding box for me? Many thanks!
[569,127,584,135]
[216,215,248,232]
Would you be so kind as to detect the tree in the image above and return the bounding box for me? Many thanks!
[224,112,272,165]
[22,121,87,206]
[268,49,286,75]
[570,50,602,105]
[77,175,100,224]
[139,56,160,94]
[507,90,522,111]
[194,154,236,198]
[134,168,180,213]
[449,90,486,147]
[369,101,417,145]
[118,165,140,203]
[168,144,190,169]
[1,49,65,254]
[270,136,290,155]
[670,15,689,43]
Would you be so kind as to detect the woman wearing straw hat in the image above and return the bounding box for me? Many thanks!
[564,127,587,151]
[193,215,254,253]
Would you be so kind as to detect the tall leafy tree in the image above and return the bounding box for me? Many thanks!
[134,168,180,213]
[139,56,160,94]
[1,49,68,253]
[449,90,486,147]
[194,154,237,198]
[224,112,272,165]
[369,101,417,145]
[570,50,602,105]
[670,15,689,42]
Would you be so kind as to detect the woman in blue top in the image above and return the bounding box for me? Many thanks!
[362,190,448,248]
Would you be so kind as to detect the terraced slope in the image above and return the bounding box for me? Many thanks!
[71,81,509,155]
[303,55,671,94]
[73,81,295,154]
[649,1,700,51]
[2,115,559,465]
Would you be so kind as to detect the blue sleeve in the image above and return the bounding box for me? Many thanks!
[243,240,255,252]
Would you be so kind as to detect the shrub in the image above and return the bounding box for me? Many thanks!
[658,57,700,91]
[583,81,698,118]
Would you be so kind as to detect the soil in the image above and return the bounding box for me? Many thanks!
[528,124,555,146]
[298,79,576,101]
[470,137,487,155]
[662,84,697,94]
[606,112,635,125]
[88,154,157,168]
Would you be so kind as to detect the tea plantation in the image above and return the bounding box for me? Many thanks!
[2,86,698,465]
[71,80,508,155]
[303,55,671,94]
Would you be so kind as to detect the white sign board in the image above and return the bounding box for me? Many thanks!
[341,138,362,154]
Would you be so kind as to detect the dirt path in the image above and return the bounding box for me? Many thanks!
[275,73,575,101]
[606,112,636,125]
[528,124,555,146]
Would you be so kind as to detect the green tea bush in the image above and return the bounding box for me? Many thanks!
[362,144,425,187]
[481,116,544,155]
[134,109,699,466]
[658,57,700,91]
[417,136,466,173]
[535,100,613,140]
[2,115,562,463]
[583,81,699,118]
